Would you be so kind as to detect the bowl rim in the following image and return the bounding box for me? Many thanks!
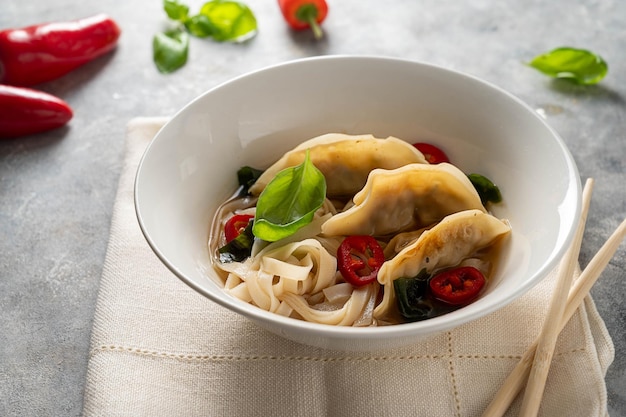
[134,54,582,340]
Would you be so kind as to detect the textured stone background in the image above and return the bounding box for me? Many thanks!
[1,0,624,415]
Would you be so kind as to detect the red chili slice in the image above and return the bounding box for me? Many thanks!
[429,266,485,305]
[413,142,450,164]
[337,235,385,287]
[224,214,254,243]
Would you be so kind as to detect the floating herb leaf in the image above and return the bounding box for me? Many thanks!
[468,173,502,205]
[237,166,264,194]
[152,29,189,74]
[253,151,326,242]
[528,47,608,85]
[393,269,434,321]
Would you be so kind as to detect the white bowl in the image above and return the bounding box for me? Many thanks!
[135,56,581,351]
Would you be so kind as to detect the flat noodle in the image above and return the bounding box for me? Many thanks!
[228,281,252,303]
[220,239,337,314]
[280,283,376,326]
[323,282,353,303]
[217,236,380,326]
[245,270,276,311]
[262,256,313,282]
[274,301,294,318]
[352,283,379,327]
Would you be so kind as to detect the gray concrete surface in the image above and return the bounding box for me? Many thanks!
[1,0,625,415]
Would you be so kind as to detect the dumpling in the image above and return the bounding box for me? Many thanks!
[321,163,486,237]
[373,209,511,319]
[249,133,428,197]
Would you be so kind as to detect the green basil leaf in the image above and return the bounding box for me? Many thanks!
[528,47,608,85]
[184,14,219,38]
[164,0,190,22]
[393,270,434,321]
[199,0,258,42]
[468,173,502,205]
[153,29,190,74]
[253,151,326,242]
[237,166,264,194]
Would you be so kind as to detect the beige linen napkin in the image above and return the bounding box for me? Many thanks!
[83,117,614,417]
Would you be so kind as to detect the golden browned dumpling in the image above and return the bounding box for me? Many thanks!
[249,133,428,198]
[373,209,511,320]
[321,163,486,237]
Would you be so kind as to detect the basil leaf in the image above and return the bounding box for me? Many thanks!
[237,166,264,194]
[199,0,258,42]
[164,0,190,21]
[184,14,219,38]
[468,173,502,205]
[156,0,257,74]
[153,29,189,74]
[394,270,434,321]
[253,151,326,242]
[528,47,608,85]
[218,221,254,263]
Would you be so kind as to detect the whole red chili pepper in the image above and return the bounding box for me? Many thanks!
[0,84,73,138]
[277,0,328,40]
[0,14,121,86]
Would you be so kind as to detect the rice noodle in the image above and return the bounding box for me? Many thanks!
[280,283,375,326]
[352,282,379,327]
[322,282,353,304]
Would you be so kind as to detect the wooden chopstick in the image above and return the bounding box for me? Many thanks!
[483,180,626,417]
[482,215,626,417]
[562,214,626,329]
[481,178,626,417]
[481,178,593,416]
[517,179,594,416]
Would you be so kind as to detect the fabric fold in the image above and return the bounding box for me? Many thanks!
[82,117,614,417]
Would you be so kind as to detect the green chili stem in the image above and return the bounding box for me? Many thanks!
[307,15,323,39]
